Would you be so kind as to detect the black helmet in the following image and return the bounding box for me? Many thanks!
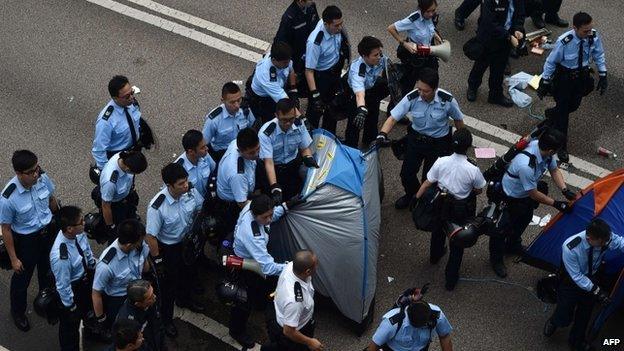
[215,280,248,306]
[88,165,101,185]
[0,237,12,270]
[536,274,559,304]
[33,288,61,325]
[84,212,109,244]
[446,222,480,248]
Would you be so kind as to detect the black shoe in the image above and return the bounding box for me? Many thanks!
[491,261,508,278]
[466,88,477,102]
[487,95,514,108]
[176,299,206,313]
[430,247,447,264]
[531,15,546,29]
[165,322,178,338]
[394,194,412,210]
[229,332,255,349]
[543,318,557,337]
[545,15,568,27]
[445,278,458,291]
[558,149,569,163]
[454,10,465,31]
[12,313,30,332]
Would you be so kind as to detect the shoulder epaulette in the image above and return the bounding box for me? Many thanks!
[110,170,119,183]
[264,122,277,136]
[467,157,477,166]
[251,221,261,237]
[358,62,366,78]
[269,66,278,82]
[243,107,250,118]
[102,106,114,121]
[102,247,117,264]
[407,90,420,101]
[59,243,69,260]
[432,310,440,321]
[176,158,185,166]
[39,168,46,175]
[561,34,573,45]
[567,236,582,250]
[314,31,324,45]
[2,183,16,199]
[409,12,420,22]
[294,118,302,126]
[388,311,404,325]
[294,281,303,302]
[208,106,223,120]
[237,157,245,174]
[151,194,166,209]
[437,90,453,102]
[133,99,140,110]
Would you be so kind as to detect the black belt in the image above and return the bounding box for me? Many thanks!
[14,227,48,236]
[408,127,449,142]
[555,65,589,79]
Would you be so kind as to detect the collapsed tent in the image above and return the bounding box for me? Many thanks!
[523,169,624,337]
[268,129,382,325]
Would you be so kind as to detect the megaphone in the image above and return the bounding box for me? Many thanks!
[416,40,452,63]
[222,255,265,277]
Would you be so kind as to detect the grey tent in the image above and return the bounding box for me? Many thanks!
[268,129,382,325]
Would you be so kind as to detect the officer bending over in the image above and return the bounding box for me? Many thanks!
[116,279,165,351]
[175,129,216,198]
[146,162,205,337]
[111,318,144,351]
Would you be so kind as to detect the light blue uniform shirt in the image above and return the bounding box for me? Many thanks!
[146,187,204,245]
[393,10,435,45]
[502,140,557,199]
[562,231,624,292]
[174,152,216,198]
[390,89,463,138]
[251,55,294,102]
[0,174,55,234]
[50,231,96,307]
[305,20,342,71]
[92,100,141,169]
[217,140,256,203]
[542,29,607,80]
[348,56,387,93]
[93,239,149,297]
[233,203,286,276]
[203,104,256,151]
[372,304,452,351]
[259,118,313,165]
[99,153,134,203]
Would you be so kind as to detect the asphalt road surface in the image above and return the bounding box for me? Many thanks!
[1,0,622,350]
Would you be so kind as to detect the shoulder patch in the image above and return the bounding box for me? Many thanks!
[251,221,261,237]
[237,157,245,174]
[102,105,114,121]
[176,158,185,166]
[208,106,223,120]
[388,311,404,325]
[561,34,573,45]
[269,66,278,82]
[263,122,277,136]
[409,12,420,22]
[294,118,302,126]
[437,90,453,102]
[151,194,166,210]
[59,243,69,260]
[110,170,119,183]
[294,282,303,302]
[407,89,420,101]
[2,183,16,199]
[102,247,117,264]
[566,236,582,250]
[314,30,323,45]
[358,62,366,78]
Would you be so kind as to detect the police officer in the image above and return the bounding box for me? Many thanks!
[97,151,148,242]
[544,219,624,350]
[111,318,145,351]
[146,162,205,337]
[344,36,389,148]
[175,129,216,198]
[387,0,442,98]
[368,300,453,351]
[92,219,150,335]
[274,0,319,91]
[537,12,608,163]
[50,206,97,350]
[305,5,347,134]
[466,0,525,107]
[92,75,144,169]
[116,279,165,351]
[203,82,256,163]
[217,128,260,235]
[375,68,465,210]
[453,0,480,31]
[259,98,318,204]
[414,129,486,291]
[490,129,575,278]
[529,0,568,29]
[0,150,59,331]
[248,42,299,124]
[229,194,298,348]
[264,250,323,351]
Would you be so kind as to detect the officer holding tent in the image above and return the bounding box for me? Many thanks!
[544,219,624,351]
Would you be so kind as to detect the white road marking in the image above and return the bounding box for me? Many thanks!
[0,346,11,351]
[174,306,248,350]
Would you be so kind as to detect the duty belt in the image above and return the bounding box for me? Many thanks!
[556,65,589,80]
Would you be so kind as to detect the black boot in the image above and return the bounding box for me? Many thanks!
[545,14,568,27]
[487,95,514,108]
[531,15,546,29]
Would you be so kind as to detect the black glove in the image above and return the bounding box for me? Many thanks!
[537,78,551,99]
[302,155,319,168]
[151,255,165,279]
[592,285,610,305]
[285,195,306,210]
[553,200,572,213]
[65,303,82,323]
[561,188,577,201]
[309,90,325,115]
[287,87,300,108]
[353,106,368,130]
[373,132,391,147]
[270,183,283,205]
[596,73,608,95]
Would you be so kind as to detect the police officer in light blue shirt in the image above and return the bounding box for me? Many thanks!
[491,130,574,278]
[175,129,216,198]
[92,75,142,169]
[146,162,204,337]
[0,150,59,332]
[92,219,149,334]
[203,82,256,162]
[50,206,96,350]
[544,219,624,350]
[368,301,453,351]
[537,12,608,163]
[376,68,464,211]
